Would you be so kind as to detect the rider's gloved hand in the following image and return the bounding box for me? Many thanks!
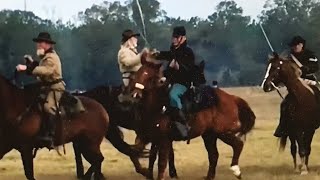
[24,54,34,63]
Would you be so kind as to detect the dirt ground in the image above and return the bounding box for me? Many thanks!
[1,87,320,180]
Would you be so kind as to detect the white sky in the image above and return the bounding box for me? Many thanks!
[0,0,265,22]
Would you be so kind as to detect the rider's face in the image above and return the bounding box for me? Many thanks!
[292,43,304,53]
[130,36,138,47]
[36,42,51,51]
[172,36,181,46]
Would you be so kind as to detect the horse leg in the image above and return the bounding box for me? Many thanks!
[20,148,35,180]
[168,143,178,179]
[147,143,158,180]
[296,131,308,175]
[289,136,298,171]
[157,139,171,180]
[106,124,148,176]
[304,130,315,171]
[219,134,243,179]
[81,143,105,180]
[202,132,218,180]
[73,141,84,179]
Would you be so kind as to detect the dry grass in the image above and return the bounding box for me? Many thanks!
[1,87,320,180]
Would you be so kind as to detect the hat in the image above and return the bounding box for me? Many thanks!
[32,32,56,44]
[172,26,186,37]
[288,36,306,47]
[122,29,140,43]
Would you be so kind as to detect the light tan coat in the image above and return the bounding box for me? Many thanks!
[117,45,142,73]
[32,50,65,114]
[32,50,65,91]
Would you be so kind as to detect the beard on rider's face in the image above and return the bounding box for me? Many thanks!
[36,42,52,56]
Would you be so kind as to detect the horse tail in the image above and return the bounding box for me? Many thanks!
[279,136,287,152]
[236,98,256,136]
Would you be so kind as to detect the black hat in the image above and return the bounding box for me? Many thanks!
[288,36,306,47]
[32,32,56,44]
[122,29,140,43]
[172,26,186,37]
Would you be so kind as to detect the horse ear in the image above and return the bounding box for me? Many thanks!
[199,60,205,70]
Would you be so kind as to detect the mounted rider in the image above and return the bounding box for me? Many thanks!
[118,29,143,88]
[16,32,65,147]
[274,35,319,137]
[153,26,195,140]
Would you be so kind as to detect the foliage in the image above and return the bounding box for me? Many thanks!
[0,0,319,89]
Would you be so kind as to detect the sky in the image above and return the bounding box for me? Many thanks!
[0,0,266,22]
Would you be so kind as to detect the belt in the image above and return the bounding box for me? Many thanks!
[41,79,64,86]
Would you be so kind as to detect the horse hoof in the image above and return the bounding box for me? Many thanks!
[169,171,178,179]
[137,167,149,177]
[301,170,308,175]
[203,176,214,180]
[230,165,241,178]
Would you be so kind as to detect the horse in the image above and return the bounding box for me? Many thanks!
[262,53,320,175]
[129,52,256,180]
[0,74,109,180]
[73,85,150,177]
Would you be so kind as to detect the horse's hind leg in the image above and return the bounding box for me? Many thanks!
[73,140,84,179]
[81,143,105,180]
[289,136,298,171]
[219,134,243,179]
[202,132,218,180]
[169,144,178,179]
[20,147,35,180]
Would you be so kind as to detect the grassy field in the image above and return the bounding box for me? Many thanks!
[1,87,320,180]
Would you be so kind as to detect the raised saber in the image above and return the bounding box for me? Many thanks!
[259,24,284,99]
[135,0,149,47]
[259,23,274,52]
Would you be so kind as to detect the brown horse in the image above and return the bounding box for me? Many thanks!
[0,74,109,180]
[129,53,256,180]
[262,54,320,175]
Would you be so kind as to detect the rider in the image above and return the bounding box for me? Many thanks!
[274,35,319,137]
[118,29,143,88]
[16,32,65,147]
[154,26,195,140]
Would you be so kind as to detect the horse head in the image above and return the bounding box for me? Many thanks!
[262,53,302,92]
[130,49,165,99]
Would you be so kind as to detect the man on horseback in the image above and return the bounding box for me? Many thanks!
[16,32,65,147]
[118,29,143,88]
[274,35,319,137]
[153,26,195,139]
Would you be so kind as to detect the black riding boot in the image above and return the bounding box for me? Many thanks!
[40,114,56,149]
[172,108,190,140]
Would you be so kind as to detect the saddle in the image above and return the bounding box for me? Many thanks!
[182,85,218,114]
[59,92,86,117]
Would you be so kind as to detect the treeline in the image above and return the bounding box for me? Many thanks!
[0,0,319,89]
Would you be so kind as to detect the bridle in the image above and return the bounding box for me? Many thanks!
[262,60,284,99]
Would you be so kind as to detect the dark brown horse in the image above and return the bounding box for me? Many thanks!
[0,74,109,180]
[262,54,320,175]
[73,85,149,177]
[129,53,256,180]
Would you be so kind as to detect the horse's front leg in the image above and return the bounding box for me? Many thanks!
[157,138,171,180]
[296,130,309,175]
[168,144,178,179]
[20,147,35,180]
[147,143,158,180]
